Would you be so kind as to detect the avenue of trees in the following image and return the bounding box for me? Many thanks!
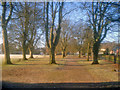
[1,2,119,64]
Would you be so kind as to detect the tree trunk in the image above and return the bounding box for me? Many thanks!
[62,49,66,58]
[81,48,83,57]
[22,41,27,60]
[118,55,120,64]
[92,42,100,64]
[78,50,81,58]
[91,48,93,60]
[29,47,34,58]
[1,2,13,64]
[49,47,56,64]
[87,52,89,61]
[87,43,90,61]
[2,27,12,64]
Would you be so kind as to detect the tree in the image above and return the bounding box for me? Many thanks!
[105,48,109,55]
[45,2,64,64]
[84,27,93,61]
[27,2,44,58]
[9,2,43,60]
[67,38,78,55]
[108,2,120,23]
[72,23,86,58]
[11,2,31,60]
[86,2,113,64]
[1,2,13,64]
[59,19,73,58]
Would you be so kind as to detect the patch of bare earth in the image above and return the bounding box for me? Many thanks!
[2,55,120,88]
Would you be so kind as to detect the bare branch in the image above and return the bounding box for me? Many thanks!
[6,2,13,24]
[45,2,50,48]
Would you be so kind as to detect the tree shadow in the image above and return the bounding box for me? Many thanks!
[57,63,86,66]
[2,81,119,89]
[28,60,48,61]
[12,64,40,65]
[78,60,93,61]
[57,60,65,61]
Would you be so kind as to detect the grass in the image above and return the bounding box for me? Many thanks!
[78,58,119,82]
[2,55,66,69]
[2,55,67,83]
[2,55,119,86]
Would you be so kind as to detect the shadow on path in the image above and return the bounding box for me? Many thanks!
[13,64,40,65]
[57,64,85,66]
[2,81,120,89]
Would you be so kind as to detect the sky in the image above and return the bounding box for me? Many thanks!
[0,2,119,46]
[64,2,119,43]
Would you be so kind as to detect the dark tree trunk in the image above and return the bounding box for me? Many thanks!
[2,27,12,64]
[81,48,83,57]
[22,48,27,60]
[22,40,27,60]
[92,42,100,64]
[87,43,90,61]
[62,49,66,58]
[118,55,120,64]
[78,50,81,58]
[87,53,90,61]
[49,47,56,64]
[91,48,93,60]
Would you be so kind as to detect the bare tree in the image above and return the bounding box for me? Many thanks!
[9,2,34,60]
[86,2,112,64]
[59,20,73,58]
[84,27,93,61]
[108,2,120,23]
[27,2,44,58]
[45,2,64,64]
[8,2,44,59]
[72,23,86,58]
[1,2,13,64]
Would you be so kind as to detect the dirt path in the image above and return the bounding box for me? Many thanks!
[60,57,96,82]
[2,55,119,88]
[62,56,118,82]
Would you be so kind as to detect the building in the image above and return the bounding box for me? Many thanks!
[99,48,106,54]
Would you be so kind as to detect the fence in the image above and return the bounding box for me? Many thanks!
[99,54,120,64]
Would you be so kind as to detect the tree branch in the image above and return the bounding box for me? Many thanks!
[6,2,13,24]
[45,2,50,48]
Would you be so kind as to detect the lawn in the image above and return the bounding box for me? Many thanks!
[1,55,120,88]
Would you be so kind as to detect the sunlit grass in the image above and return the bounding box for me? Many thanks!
[2,55,119,84]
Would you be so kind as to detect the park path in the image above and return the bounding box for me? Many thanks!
[2,55,119,88]
[61,56,118,82]
[60,56,96,82]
